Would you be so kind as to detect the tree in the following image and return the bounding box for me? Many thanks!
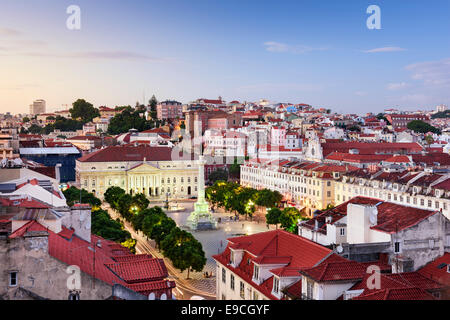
[143,211,176,249]
[70,99,100,124]
[208,169,229,184]
[161,227,207,279]
[104,186,126,209]
[91,209,132,243]
[117,194,133,220]
[131,193,150,212]
[63,187,101,209]
[255,189,282,208]
[424,135,434,146]
[407,120,441,134]
[22,117,30,123]
[266,207,282,229]
[28,124,43,134]
[229,158,241,178]
[149,95,158,120]
[107,107,154,134]
[279,207,302,233]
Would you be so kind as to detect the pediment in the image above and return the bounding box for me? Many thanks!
[127,163,160,173]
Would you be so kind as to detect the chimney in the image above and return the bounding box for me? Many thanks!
[55,163,62,183]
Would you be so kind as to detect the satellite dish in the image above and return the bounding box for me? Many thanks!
[336,245,343,254]
[369,209,378,225]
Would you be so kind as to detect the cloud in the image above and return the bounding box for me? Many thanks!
[354,91,367,96]
[0,27,21,36]
[363,47,406,53]
[15,50,169,62]
[387,82,408,90]
[238,83,324,93]
[405,58,450,86]
[264,41,328,54]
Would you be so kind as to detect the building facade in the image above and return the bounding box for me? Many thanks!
[76,145,200,199]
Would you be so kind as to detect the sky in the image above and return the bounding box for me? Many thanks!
[0,0,449,115]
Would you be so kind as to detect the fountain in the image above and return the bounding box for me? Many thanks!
[186,155,217,230]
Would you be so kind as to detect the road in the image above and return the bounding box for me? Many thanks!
[102,203,216,300]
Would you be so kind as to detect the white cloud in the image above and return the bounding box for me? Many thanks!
[387,82,408,90]
[354,91,367,96]
[264,41,328,54]
[363,47,406,53]
[238,83,324,93]
[405,58,450,86]
[13,50,169,62]
[0,27,21,36]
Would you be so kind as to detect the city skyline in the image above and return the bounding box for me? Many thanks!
[0,0,449,114]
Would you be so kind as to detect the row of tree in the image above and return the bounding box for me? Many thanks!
[62,187,136,252]
[205,181,308,233]
[205,181,283,217]
[104,186,206,279]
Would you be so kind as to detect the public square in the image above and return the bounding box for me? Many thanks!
[151,200,276,295]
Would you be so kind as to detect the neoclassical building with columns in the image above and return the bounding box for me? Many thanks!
[75,145,200,199]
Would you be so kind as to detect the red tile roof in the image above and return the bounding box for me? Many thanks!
[213,230,332,300]
[352,287,436,300]
[105,259,168,283]
[8,220,174,296]
[301,196,438,234]
[77,145,175,162]
[417,253,450,286]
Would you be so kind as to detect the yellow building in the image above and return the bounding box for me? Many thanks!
[76,145,200,200]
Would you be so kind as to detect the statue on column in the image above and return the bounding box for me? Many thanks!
[186,155,217,230]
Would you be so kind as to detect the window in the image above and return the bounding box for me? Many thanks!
[230,274,235,290]
[222,268,226,284]
[253,265,259,281]
[394,242,401,253]
[306,281,314,300]
[273,277,279,294]
[240,282,245,299]
[253,291,259,300]
[340,228,345,236]
[9,272,17,287]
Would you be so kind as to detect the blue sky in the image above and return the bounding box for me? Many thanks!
[0,0,449,114]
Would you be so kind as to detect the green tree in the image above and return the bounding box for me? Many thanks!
[255,189,283,208]
[208,169,229,184]
[279,207,302,233]
[22,117,30,123]
[142,211,176,249]
[229,158,241,177]
[149,95,158,120]
[407,120,441,134]
[91,209,131,243]
[266,207,282,229]
[28,124,43,134]
[161,227,207,279]
[104,186,126,209]
[131,193,150,212]
[63,187,101,209]
[107,107,154,134]
[70,99,100,124]
[117,194,133,220]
